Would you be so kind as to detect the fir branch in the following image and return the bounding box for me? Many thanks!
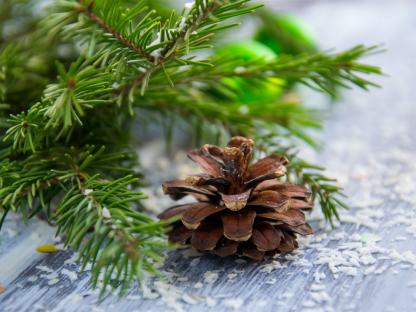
[0,43,52,114]
[0,145,138,221]
[158,0,222,58]
[42,59,114,131]
[3,57,115,149]
[55,175,167,296]
[0,143,166,294]
[290,158,347,225]
[136,87,322,147]
[161,45,383,96]
[130,45,381,148]
[254,137,347,224]
[9,0,263,137]
[78,0,155,63]
[122,0,262,94]
[3,105,45,153]
[47,0,262,94]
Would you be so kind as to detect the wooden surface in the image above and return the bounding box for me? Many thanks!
[1,0,416,311]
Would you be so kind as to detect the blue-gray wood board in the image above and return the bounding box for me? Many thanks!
[1,0,416,311]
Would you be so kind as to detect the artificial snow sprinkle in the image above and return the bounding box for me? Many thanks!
[82,189,93,196]
[203,271,219,284]
[126,295,141,301]
[36,265,54,273]
[102,207,111,219]
[48,278,60,286]
[227,272,238,280]
[5,228,17,237]
[190,258,200,266]
[184,1,195,9]
[182,293,200,305]
[265,278,277,284]
[407,281,416,287]
[238,105,249,115]
[234,66,246,74]
[153,280,184,312]
[206,297,218,307]
[61,268,78,282]
[36,244,59,253]
[223,298,244,310]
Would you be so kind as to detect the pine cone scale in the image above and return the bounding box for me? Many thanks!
[242,245,265,261]
[181,202,225,230]
[160,137,314,260]
[252,222,283,252]
[213,239,239,257]
[169,223,192,245]
[257,209,307,226]
[255,180,312,198]
[159,204,190,220]
[221,210,256,241]
[289,198,314,209]
[219,189,252,211]
[278,233,298,253]
[190,222,223,251]
[162,180,216,200]
[248,190,289,210]
[187,150,222,176]
[289,223,313,235]
[247,154,288,180]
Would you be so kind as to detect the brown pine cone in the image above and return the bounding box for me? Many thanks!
[158,137,313,261]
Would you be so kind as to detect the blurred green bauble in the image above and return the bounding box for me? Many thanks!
[216,40,277,62]
[256,12,317,55]
[215,40,285,105]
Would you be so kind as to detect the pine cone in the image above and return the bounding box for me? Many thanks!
[159,137,313,260]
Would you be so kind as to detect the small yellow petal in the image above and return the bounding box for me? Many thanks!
[0,286,5,293]
[36,244,58,253]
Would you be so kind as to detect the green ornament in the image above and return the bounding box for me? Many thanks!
[216,40,276,62]
[256,13,317,55]
[215,40,285,105]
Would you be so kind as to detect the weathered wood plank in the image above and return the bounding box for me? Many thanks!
[1,0,416,311]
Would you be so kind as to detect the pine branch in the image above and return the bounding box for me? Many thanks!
[46,0,262,93]
[254,137,347,225]
[0,144,137,222]
[55,175,167,296]
[0,143,166,295]
[3,57,116,150]
[128,45,381,149]
[136,86,322,146]
[158,45,383,96]
[42,59,114,131]
[0,43,52,114]
[287,156,347,225]
[129,46,382,148]
[3,0,264,143]
[78,0,155,63]
[36,0,381,139]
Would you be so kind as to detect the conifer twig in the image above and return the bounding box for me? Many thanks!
[78,1,155,63]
